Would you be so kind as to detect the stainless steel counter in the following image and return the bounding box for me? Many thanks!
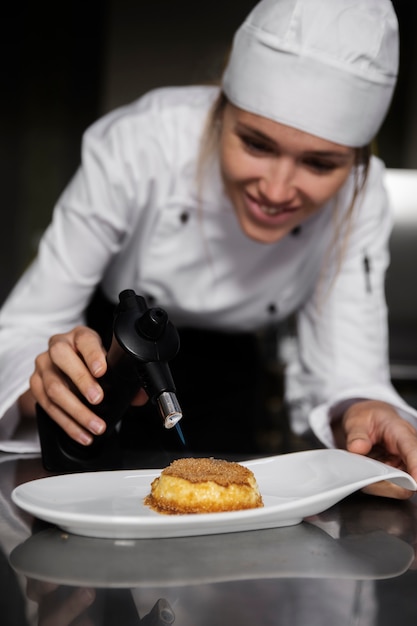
[1,452,417,625]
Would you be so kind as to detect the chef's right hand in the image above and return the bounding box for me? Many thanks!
[27,326,109,445]
[24,326,148,444]
[26,580,96,626]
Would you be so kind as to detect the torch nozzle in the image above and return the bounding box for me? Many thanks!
[157,391,183,429]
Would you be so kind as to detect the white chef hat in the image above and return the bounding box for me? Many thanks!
[222,0,399,147]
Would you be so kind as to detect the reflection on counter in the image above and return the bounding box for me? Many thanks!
[9,521,415,587]
[8,496,417,626]
[2,454,417,625]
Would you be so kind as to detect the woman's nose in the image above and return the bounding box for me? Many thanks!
[258,160,297,204]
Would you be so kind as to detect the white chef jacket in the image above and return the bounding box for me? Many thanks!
[0,85,416,453]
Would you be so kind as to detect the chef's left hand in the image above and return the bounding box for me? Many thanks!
[337,400,417,499]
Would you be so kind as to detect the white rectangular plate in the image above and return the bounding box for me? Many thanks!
[12,449,416,539]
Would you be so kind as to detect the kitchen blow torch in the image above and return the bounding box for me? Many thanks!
[36,290,183,472]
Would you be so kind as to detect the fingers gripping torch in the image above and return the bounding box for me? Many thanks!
[36,290,183,472]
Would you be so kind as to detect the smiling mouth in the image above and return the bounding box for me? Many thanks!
[245,192,298,218]
[262,206,284,216]
[258,203,298,217]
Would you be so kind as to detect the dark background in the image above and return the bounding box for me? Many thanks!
[2,0,417,304]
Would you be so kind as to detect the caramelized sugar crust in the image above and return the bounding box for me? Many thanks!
[144,457,264,515]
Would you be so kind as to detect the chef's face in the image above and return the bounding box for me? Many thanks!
[219,103,356,244]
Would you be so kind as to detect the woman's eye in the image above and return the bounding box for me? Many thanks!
[304,158,337,173]
[240,134,273,154]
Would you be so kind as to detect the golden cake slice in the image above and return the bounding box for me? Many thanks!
[144,457,264,514]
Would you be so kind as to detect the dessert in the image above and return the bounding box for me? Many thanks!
[144,457,264,514]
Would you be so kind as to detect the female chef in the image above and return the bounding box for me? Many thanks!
[1,0,417,496]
